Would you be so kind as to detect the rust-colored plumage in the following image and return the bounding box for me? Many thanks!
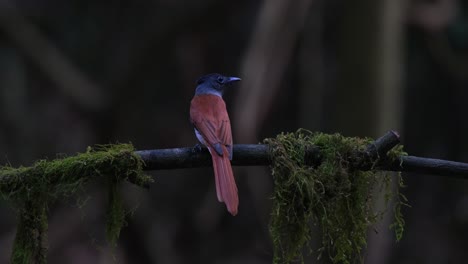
[190,94,238,215]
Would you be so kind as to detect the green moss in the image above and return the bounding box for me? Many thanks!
[386,145,409,242]
[0,144,152,263]
[11,199,48,264]
[106,176,126,246]
[265,130,407,264]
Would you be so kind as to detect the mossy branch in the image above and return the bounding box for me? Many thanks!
[1,131,466,192]
[137,131,468,179]
[1,144,153,264]
[0,130,466,264]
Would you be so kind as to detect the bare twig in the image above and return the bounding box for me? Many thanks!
[384,156,468,179]
[136,144,270,169]
[366,130,400,158]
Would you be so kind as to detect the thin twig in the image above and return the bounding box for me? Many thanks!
[384,156,468,179]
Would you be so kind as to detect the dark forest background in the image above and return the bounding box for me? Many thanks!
[0,0,467,263]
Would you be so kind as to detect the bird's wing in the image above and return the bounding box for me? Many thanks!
[219,119,233,159]
[190,95,233,156]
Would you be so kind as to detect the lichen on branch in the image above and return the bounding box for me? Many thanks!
[0,144,152,263]
[265,129,407,264]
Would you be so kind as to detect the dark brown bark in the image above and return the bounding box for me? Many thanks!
[136,131,468,179]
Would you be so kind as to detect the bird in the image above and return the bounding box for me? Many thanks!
[189,73,241,215]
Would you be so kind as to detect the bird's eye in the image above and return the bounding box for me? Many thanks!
[217,77,224,83]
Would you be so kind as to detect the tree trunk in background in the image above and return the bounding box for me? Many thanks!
[234,0,314,142]
[330,0,381,137]
[299,1,325,132]
[298,3,327,259]
[366,0,406,263]
[233,0,314,239]
[375,0,406,135]
[330,1,405,263]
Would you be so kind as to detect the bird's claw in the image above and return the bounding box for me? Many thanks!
[192,143,203,154]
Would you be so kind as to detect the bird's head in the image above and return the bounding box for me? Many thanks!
[195,73,241,97]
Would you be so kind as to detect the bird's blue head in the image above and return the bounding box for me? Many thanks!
[195,73,241,97]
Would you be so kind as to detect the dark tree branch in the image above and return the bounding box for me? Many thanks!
[383,156,468,179]
[136,144,271,169]
[136,131,468,180]
[366,130,400,158]
[354,130,401,170]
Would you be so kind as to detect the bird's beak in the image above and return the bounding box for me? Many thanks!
[226,76,241,84]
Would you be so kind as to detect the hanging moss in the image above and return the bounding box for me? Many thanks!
[0,144,153,263]
[265,130,407,264]
[11,199,48,264]
[106,176,126,246]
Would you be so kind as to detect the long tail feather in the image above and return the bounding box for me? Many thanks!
[211,147,238,215]
[211,153,223,202]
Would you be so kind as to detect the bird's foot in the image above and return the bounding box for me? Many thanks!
[192,143,203,154]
